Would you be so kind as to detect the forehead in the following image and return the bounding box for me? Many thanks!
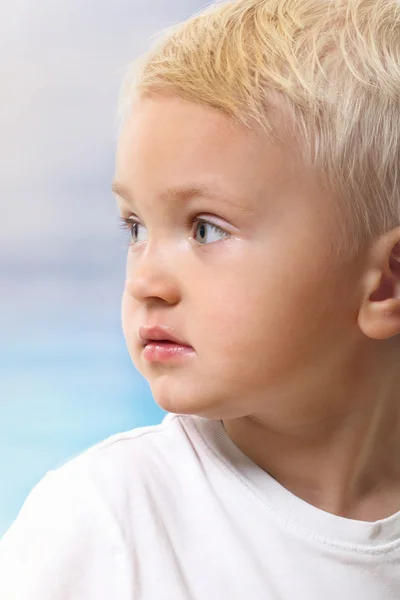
[115,95,298,209]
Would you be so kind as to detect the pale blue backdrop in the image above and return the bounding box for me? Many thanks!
[0,0,204,537]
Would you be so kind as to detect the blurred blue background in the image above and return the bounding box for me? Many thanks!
[0,0,204,537]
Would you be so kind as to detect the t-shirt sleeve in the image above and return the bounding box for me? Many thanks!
[0,467,126,600]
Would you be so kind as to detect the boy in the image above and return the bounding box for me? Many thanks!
[1,0,400,597]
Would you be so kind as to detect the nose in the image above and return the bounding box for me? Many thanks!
[124,244,181,306]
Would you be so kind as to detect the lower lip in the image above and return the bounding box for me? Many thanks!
[142,342,195,363]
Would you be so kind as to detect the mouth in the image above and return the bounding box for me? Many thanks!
[141,340,195,363]
[141,338,192,348]
[138,325,191,348]
[138,326,194,363]
[144,340,184,346]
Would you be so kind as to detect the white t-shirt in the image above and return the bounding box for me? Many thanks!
[1,412,399,599]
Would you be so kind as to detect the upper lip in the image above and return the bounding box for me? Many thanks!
[138,325,191,347]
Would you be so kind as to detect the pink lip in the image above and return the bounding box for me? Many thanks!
[139,325,191,346]
[142,341,195,363]
[138,325,194,363]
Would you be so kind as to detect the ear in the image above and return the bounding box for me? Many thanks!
[358,227,400,340]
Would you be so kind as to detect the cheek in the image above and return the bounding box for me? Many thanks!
[121,288,136,352]
[198,256,347,377]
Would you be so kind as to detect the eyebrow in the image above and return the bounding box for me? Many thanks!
[111,181,251,213]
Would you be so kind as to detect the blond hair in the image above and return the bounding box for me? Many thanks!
[118,0,400,253]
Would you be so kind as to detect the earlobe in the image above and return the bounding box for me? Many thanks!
[358,298,400,340]
[357,229,400,340]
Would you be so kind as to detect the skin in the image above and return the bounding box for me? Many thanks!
[113,95,400,521]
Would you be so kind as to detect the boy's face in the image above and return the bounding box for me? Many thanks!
[114,96,364,421]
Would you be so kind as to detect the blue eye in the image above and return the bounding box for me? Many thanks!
[130,221,147,243]
[193,220,228,245]
[119,216,228,246]
[120,218,147,244]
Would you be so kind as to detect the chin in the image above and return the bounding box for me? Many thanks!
[150,384,238,421]
[152,392,212,417]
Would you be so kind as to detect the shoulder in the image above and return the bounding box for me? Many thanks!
[59,412,192,492]
[2,412,200,536]
[0,413,197,599]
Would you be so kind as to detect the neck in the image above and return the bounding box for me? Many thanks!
[223,346,400,521]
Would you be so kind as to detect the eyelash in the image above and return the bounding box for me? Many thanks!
[119,216,135,236]
[118,216,227,244]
